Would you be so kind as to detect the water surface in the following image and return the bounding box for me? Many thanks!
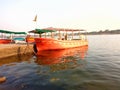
[0,35,120,90]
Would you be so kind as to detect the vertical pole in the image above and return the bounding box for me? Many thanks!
[39,34,41,37]
[79,31,81,39]
[65,30,67,40]
[51,32,52,38]
[64,29,65,40]
[45,32,46,38]
[59,30,61,40]
[72,30,73,39]
[10,34,13,43]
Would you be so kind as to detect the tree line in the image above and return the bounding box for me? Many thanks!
[87,29,120,35]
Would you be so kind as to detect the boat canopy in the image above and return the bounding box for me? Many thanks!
[29,29,56,34]
[0,30,12,33]
[0,29,26,34]
[13,32,26,34]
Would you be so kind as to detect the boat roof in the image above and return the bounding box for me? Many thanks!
[29,29,56,34]
[0,30,12,33]
[13,32,26,34]
[29,28,86,34]
[0,30,26,34]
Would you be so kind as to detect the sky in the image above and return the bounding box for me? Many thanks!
[0,0,120,32]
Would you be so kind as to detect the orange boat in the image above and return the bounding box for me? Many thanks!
[0,29,26,44]
[30,28,88,52]
[0,39,12,44]
[0,30,12,44]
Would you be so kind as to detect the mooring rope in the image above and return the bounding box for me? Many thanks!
[23,42,37,55]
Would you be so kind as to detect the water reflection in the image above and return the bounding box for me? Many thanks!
[0,53,33,66]
[35,46,88,71]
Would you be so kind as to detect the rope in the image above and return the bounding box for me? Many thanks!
[23,42,37,55]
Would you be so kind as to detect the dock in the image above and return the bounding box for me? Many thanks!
[0,44,34,59]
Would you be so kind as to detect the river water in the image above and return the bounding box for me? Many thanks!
[0,35,120,90]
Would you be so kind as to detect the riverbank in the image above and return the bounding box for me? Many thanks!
[0,44,34,59]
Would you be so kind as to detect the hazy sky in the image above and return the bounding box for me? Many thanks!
[0,0,120,32]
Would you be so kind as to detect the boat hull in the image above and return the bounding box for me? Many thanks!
[0,39,12,44]
[35,38,88,51]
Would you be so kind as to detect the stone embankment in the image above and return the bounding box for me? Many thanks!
[0,44,34,59]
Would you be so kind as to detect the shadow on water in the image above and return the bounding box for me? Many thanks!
[0,53,33,66]
[35,46,88,72]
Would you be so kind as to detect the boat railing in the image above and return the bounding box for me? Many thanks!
[28,28,88,41]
